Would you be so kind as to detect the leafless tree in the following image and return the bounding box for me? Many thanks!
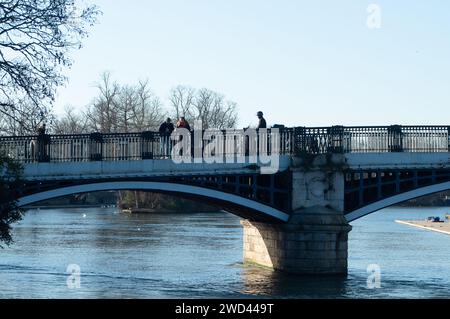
[116,85,136,133]
[0,98,56,135]
[132,80,165,131]
[115,82,164,132]
[193,88,238,129]
[170,86,238,129]
[85,72,120,133]
[0,0,100,126]
[53,106,88,134]
[85,73,165,133]
[169,85,195,121]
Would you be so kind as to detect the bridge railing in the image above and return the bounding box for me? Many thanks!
[0,128,294,163]
[0,125,448,163]
[293,125,450,154]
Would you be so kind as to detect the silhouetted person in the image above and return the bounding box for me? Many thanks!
[37,123,46,135]
[256,111,267,129]
[36,123,47,162]
[255,111,268,156]
[159,118,174,157]
[159,117,175,135]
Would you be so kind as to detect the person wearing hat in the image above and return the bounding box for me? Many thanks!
[256,111,267,129]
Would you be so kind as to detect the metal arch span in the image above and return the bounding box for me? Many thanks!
[345,181,450,222]
[17,181,290,222]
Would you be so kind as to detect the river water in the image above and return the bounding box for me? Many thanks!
[1,207,449,298]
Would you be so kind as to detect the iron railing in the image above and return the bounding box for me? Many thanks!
[0,126,448,163]
[294,125,450,154]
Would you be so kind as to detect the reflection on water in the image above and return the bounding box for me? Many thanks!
[0,207,450,298]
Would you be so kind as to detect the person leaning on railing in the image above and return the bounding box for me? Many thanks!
[176,117,191,131]
[159,118,174,158]
[173,117,192,158]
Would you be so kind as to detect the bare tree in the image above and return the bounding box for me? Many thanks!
[0,0,100,125]
[169,85,195,121]
[53,106,88,134]
[85,73,165,133]
[132,80,165,131]
[116,82,164,132]
[116,85,136,133]
[0,98,56,135]
[170,86,239,129]
[85,72,120,133]
[193,88,238,129]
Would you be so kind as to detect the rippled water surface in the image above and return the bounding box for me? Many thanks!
[1,207,450,298]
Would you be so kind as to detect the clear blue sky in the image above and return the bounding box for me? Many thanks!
[55,0,450,127]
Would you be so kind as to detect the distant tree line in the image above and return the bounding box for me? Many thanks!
[399,191,450,207]
[0,72,239,136]
[12,71,236,135]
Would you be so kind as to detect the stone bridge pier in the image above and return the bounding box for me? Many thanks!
[241,154,352,275]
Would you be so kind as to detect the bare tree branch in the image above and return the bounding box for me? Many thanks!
[0,0,100,128]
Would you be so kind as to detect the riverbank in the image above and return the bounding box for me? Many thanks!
[24,205,116,209]
[395,220,450,235]
[120,207,221,214]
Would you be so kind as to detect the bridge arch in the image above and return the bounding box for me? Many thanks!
[17,181,290,222]
[345,181,450,222]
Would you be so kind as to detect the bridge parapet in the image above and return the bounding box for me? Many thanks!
[294,125,450,154]
[0,125,448,164]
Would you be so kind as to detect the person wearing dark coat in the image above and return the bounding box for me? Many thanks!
[255,111,268,156]
[159,117,175,135]
[159,118,174,157]
[256,111,267,129]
